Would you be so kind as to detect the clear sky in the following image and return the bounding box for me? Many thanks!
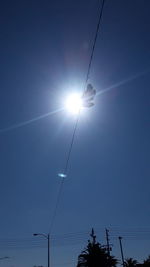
[0,0,150,266]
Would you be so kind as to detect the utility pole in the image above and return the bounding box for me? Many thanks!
[105,228,110,256]
[48,234,50,267]
[118,236,125,267]
[90,228,96,245]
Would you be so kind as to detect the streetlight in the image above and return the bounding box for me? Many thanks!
[33,233,50,267]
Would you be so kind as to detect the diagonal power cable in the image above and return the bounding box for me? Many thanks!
[49,0,106,234]
[85,0,106,84]
[49,115,80,233]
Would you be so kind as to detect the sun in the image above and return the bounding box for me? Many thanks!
[65,92,83,115]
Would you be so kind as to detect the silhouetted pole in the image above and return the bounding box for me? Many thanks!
[118,236,125,267]
[33,233,50,267]
[90,228,96,245]
[105,228,110,256]
[48,234,50,267]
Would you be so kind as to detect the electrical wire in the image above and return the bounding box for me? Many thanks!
[49,114,80,233]
[0,228,150,250]
[85,0,106,84]
[48,0,106,234]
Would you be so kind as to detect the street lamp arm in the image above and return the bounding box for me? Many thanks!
[33,233,50,267]
[33,233,48,239]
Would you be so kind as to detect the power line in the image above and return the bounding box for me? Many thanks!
[49,115,80,233]
[85,0,106,84]
[0,227,150,242]
[48,0,106,235]
[0,227,150,250]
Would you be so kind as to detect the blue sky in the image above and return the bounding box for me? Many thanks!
[0,0,150,266]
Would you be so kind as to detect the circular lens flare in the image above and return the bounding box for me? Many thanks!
[65,93,82,114]
[58,173,67,178]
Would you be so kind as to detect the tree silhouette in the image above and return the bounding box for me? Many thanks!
[125,258,138,267]
[143,256,150,267]
[76,229,117,267]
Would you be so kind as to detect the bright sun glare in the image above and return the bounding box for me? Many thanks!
[65,93,83,114]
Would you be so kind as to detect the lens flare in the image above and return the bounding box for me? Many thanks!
[58,173,67,178]
[65,93,82,114]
